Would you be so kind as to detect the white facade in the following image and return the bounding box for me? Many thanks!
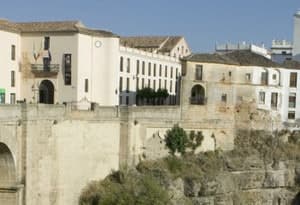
[0,30,21,104]
[293,11,300,61]
[0,20,188,108]
[119,46,181,105]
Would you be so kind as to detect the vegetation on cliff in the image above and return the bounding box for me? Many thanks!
[79,129,300,205]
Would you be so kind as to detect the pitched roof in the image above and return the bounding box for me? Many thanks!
[159,36,182,53]
[120,36,183,52]
[120,36,167,48]
[0,19,117,37]
[281,60,300,69]
[184,50,282,67]
[0,19,20,33]
[183,53,240,65]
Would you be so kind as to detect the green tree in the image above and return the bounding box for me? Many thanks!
[165,124,188,155]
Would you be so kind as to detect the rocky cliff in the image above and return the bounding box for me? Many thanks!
[80,130,300,205]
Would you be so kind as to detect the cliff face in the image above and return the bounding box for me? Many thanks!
[80,130,300,205]
[165,131,300,205]
[168,158,299,205]
[139,130,300,205]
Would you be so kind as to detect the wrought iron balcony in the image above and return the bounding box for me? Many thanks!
[190,96,207,105]
[31,64,59,73]
[31,64,59,76]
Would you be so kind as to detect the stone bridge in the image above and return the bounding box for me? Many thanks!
[0,103,237,205]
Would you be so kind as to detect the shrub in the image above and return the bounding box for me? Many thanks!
[79,170,170,205]
[165,124,188,155]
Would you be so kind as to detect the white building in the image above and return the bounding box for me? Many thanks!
[293,11,300,62]
[0,19,190,108]
[271,40,293,63]
[215,42,271,59]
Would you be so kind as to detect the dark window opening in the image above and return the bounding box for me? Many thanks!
[44,37,50,50]
[64,54,72,85]
[195,65,203,80]
[11,71,15,87]
[11,45,16,61]
[84,79,88,93]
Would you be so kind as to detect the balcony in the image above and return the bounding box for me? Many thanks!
[31,64,59,77]
[190,96,207,105]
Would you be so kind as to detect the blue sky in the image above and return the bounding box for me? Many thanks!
[1,0,299,52]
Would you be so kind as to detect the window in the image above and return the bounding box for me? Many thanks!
[290,72,297,87]
[142,78,145,88]
[148,63,151,76]
[64,54,72,85]
[44,36,50,50]
[159,64,162,77]
[119,77,123,92]
[164,80,167,89]
[171,67,173,78]
[126,96,129,105]
[136,60,140,74]
[148,79,151,87]
[170,81,172,92]
[136,77,139,90]
[165,66,168,77]
[11,71,15,87]
[11,45,15,61]
[0,91,5,104]
[127,58,130,73]
[159,79,161,89]
[271,92,278,108]
[195,65,203,80]
[176,68,178,78]
[120,57,123,72]
[272,74,276,80]
[245,73,251,81]
[228,71,232,77]
[153,80,156,90]
[153,64,156,76]
[289,93,296,108]
[259,92,265,104]
[221,94,227,102]
[126,77,130,93]
[10,93,15,104]
[84,79,88,92]
[261,72,268,85]
[288,111,295,120]
[142,61,145,75]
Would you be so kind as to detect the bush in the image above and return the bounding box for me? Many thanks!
[79,170,171,205]
[165,124,188,155]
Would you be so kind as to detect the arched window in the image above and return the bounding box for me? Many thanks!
[190,84,206,105]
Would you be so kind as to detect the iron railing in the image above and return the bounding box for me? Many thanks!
[31,64,59,73]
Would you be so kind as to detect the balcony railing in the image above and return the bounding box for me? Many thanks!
[190,96,207,105]
[31,64,59,73]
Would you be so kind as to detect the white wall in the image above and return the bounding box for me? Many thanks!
[0,30,21,103]
[293,12,300,61]
[119,46,181,105]
[77,34,119,106]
